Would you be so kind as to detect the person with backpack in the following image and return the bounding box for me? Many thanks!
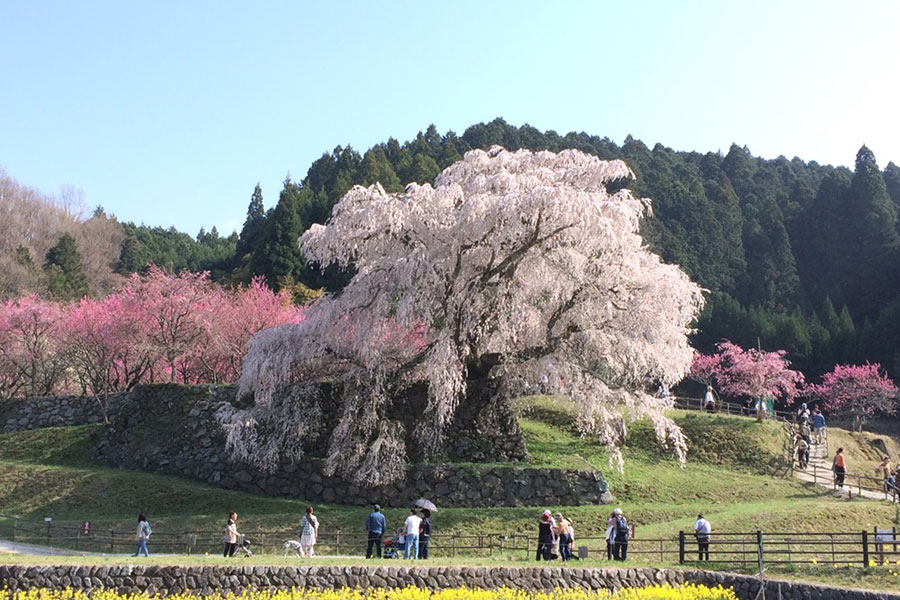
[134,514,152,557]
[693,513,711,561]
[795,434,810,470]
[612,507,629,561]
[833,447,846,489]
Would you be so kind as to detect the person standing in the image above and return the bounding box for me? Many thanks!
[223,512,239,557]
[612,508,629,561]
[419,509,432,559]
[704,386,716,412]
[605,511,619,560]
[553,512,572,562]
[833,447,846,489]
[693,513,711,561]
[134,514,152,557]
[365,504,386,558]
[299,506,319,557]
[536,511,554,561]
[877,456,892,489]
[403,508,421,560]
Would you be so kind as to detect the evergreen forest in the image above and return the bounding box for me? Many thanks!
[3,118,900,380]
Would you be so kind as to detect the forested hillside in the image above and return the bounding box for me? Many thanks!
[3,119,899,378]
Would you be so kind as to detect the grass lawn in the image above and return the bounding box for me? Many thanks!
[1,399,899,592]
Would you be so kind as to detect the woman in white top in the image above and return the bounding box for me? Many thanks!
[299,506,319,557]
[223,512,239,557]
[134,514,152,557]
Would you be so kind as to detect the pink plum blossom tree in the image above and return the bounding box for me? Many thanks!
[0,295,68,399]
[230,147,705,484]
[806,363,898,432]
[692,341,804,419]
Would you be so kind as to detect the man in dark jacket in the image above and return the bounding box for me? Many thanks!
[365,504,386,558]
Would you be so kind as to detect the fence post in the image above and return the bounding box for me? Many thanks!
[858,476,862,498]
[12,517,17,543]
[862,530,869,567]
[679,531,685,564]
[756,530,764,575]
[110,530,115,553]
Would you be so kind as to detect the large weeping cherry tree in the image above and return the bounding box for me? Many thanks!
[223,147,705,485]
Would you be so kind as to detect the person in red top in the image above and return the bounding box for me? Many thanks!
[833,447,846,489]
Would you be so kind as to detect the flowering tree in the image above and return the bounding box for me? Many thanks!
[230,147,704,484]
[186,278,304,383]
[806,363,898,431]
[692,341,804,418]
[118,267,219,383]
[0,295,68,399]
[688,353,722,387]
[64,294,154,420]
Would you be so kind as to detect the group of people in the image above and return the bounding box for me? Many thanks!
[536,509,576,561]
[365,504,433,560]
[223,507,319,558]
[875,455,900,500]
[792,403,827,470]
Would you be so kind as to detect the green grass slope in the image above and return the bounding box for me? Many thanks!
[0,402,896,560]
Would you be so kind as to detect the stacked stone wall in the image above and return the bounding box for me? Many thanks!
[0,565,895,600]
[1,393,127,432]
[91,385,611,507]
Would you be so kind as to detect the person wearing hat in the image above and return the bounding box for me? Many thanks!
[554,512,572,562]
[536,510,555,561]
[612,507,629,561]
[365,504,386,558]
[693,513,711,561]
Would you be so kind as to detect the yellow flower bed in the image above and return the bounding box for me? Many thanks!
[7,584,737,600]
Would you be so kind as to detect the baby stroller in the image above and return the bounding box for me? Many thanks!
[382,532,407,559]
[237,538,253,557]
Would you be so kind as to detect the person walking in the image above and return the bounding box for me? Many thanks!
[134,514,152,557]
[365,504,386,558]
[536,510,554,561]
[693,513,711,561]
[704,386,716,412]
[403,508,421,560]
[811,408,826,444]
[419,509,432,559]
[299,506,319,557]
[612,508,629,561]
[795,434,810,470]
[833,447,846,489]
[223,512,239,557]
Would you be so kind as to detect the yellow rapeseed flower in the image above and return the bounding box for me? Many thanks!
[4,585,739,600]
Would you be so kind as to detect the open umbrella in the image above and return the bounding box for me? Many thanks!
[413,498,437,512]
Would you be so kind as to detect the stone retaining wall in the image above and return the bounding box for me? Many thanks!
[0,565,895,600]
[1,393,127,432]
[92,385,611,507]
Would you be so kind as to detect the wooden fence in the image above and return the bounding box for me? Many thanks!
[2,515,897,568]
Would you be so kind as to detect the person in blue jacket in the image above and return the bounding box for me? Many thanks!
[365,504,387,558]
[811,407,826,444]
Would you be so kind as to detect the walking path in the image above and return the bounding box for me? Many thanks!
[0,539,105,556]
[793,436,888,501]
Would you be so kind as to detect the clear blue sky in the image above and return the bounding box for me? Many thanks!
[2,1,898,236]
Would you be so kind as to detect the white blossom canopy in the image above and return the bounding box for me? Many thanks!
[226,147,704,484]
